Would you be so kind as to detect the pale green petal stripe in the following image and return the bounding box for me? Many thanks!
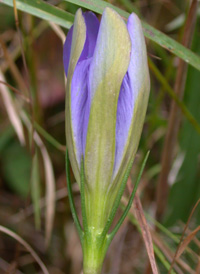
[65,9,86,185]
[112,13,150,185]
[85,8,131,195]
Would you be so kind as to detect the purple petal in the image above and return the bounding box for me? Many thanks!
[114,13,148,177]
[71,58,91,166]
[126,13,148,97]
[114,74,134,176]
[63,26,73,76]
[63,12,99,76]
[81,12,100,60]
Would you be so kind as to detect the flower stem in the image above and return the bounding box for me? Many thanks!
[83,228,107,274]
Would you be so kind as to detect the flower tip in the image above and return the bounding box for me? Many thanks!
[128,12,142,27]
[103,6,121,21]
[77,7,83,14]
[73,8,82,22]
[103,6,112,13]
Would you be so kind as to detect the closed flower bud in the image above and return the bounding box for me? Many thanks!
[63,7,150,232]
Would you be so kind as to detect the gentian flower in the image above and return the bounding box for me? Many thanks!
[64,7,150,273]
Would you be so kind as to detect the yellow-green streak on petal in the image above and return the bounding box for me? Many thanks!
[110,14,150,197]
[65,9,86,185]
[84,8,131,229]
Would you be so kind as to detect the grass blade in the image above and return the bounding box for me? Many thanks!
[1,0,200,71]
[1,0,74,29]
[0,225,49,274]
[176,226,200,260]
[0,71,25,145]
[21,112,56,248]
[41,143,56,248]
[31,150,41,230]
[133,193,158,274]
[64,0,200,72]
[66,151,83,243]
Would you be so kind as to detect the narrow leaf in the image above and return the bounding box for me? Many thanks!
[66,151,83,243]
[0,225,49,274]
[0,71,25,145]
[64,0,200,72]
[107,152,149,245]
[21,112,56,247]
[133,193,158,274]
[31,150,41,230]
[1,0,200,71]
[1,0,74,29]
[176,226,200,259]
[35,134,56,248]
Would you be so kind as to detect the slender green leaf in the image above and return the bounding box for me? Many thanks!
[34,122,65,152]
[31,150,41,230]
[66,151,83,244]
[1,0,74,29]
[2,0,200,71]
[0,72,25,145]
[101,154,135,239]
[21,112,56,247]
[65,0,200,72]
[148,58,200,136]
[107,151,149,246]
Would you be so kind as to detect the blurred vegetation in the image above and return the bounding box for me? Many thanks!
[0,0,200,273]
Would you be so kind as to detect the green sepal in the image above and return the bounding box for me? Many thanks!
[82,151,150,274]
[107,151,150,247]
[65,9,86,186]
[66,150,83,244]
[100,152,136,239]
[84,8,131,194]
